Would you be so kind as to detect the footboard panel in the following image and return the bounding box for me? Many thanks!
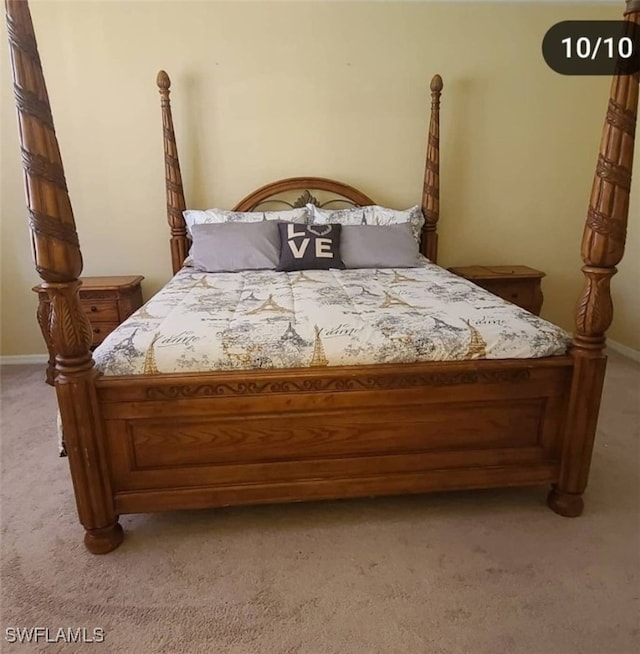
[96,358,574,514]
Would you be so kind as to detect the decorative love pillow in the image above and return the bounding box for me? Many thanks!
[276,223,345,271]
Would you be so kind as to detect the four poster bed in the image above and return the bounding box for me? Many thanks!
[6,0,639,554]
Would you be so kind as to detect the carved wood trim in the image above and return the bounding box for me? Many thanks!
[35,296,56,385]
[45,282,93,362]
[606,98,636,137]
[422,74,443,263]
[144,368,532,400]
[6,0,82,283]
[157,70,188,276]
[576,35,638,349]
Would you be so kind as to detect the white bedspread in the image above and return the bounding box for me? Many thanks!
[92,261,570,376]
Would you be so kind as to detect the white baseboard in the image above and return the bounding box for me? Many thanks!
[606,340,640,363]
[0,354,48,365]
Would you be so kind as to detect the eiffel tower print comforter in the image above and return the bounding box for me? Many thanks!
[92,262,571,376]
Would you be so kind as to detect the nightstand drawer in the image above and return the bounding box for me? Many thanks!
[82,300,119,322]
[89,321,120,346]
[480,280,535,307]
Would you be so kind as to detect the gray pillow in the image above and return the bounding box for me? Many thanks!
[341,223,420,268]
[190,221,281,272]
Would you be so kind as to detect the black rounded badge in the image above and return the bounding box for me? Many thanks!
[543,21,640,75]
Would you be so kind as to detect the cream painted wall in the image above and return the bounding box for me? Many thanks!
[1,1,638,356]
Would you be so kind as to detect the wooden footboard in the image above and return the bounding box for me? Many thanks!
[96,358,573,514]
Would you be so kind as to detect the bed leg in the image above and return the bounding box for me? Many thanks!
[56,367,125,554]
[48,282,125,554]
[547,488,584,517]
[58,358,125,554]
[84,522,124,555]
[547,350,607,518]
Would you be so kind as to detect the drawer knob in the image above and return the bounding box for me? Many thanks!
[510,293,519,299]
[90,306,98,312]
[93,327,101,334]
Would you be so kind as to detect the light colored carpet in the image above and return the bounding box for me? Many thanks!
[1,352,638,654]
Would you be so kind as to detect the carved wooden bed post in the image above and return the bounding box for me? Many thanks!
[422,74,443,263]
[548,0,639,516]
[5,0,123,553]
[157,70,188,275]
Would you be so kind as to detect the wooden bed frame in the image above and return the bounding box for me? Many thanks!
[6,0,638,554]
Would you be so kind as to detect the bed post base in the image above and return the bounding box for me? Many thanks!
[547,488,584,517]
[47,281,124,553]
[84,522,124,555]
[549,345,608,515]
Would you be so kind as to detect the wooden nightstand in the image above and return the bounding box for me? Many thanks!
[33,275,144,385]
[448,265,545,315]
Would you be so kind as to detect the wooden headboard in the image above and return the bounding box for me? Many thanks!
[157,70,443,275]
[233,177,375,212]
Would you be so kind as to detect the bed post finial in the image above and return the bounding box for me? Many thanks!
[422,74,442,263]
[625,1,640,14]
[157,69,170,91]
[549,3,639,518]
[157,70,188,275]
[5,0,123,553]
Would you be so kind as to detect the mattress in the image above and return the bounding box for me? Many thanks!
[92,261,570,376]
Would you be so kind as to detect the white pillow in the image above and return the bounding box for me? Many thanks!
[183,207,309,237]
[306,204,366,226]
[264,208,309,224]
[307,202,424,244]
[363,205,425,244]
